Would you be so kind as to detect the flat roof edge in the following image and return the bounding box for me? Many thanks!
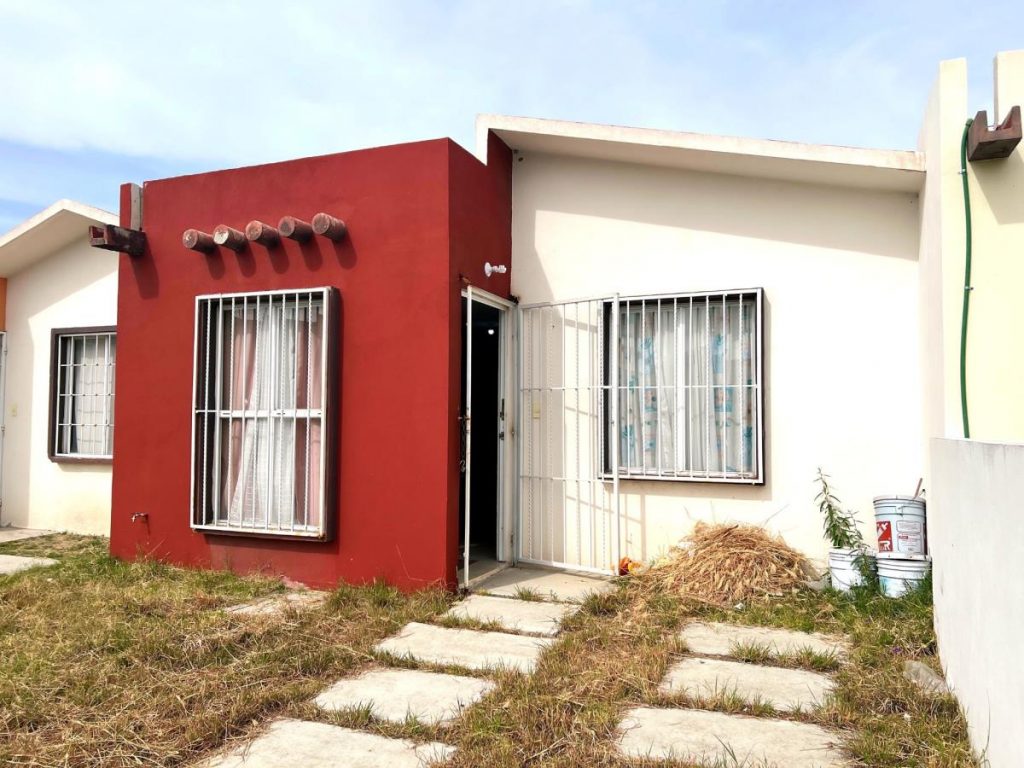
[476,114,924,191]
[0,199,118,251]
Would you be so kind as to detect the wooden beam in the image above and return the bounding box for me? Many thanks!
[312,212,347,241]
[213,225,247,252]
[278,216,313,242]
[89,224,146,258]
[245,220,280,247]
[182,229,216,253]
[968,106,1022,161]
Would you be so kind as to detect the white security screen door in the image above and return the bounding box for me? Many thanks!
[517,297,621,575]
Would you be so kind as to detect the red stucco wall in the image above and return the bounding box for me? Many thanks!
[110,136,511,591]
[444,134,513,585]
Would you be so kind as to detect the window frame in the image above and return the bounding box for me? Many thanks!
[47,326,117,464]
[189,287,338,540]
[601,288,765,485]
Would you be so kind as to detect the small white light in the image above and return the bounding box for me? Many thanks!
[484,262,507,277]
[488,328,495,336]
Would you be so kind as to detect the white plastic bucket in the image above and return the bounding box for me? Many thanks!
[828,548,867,592]
[874,496,927,558]
[878,557,931,598]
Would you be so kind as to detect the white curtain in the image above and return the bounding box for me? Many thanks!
[617,298,755,477]
[219,298,323,529]
[66,335,115,456]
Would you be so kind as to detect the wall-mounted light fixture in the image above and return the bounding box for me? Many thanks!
[484,262,507,277]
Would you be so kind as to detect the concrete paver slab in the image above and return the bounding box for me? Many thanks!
[375,622,552,674]
[617,707,850,767]
[445,594,577,636]
[659,657,835,712]
[0,554,57,575]
[475,566,612,603]
[0,528,51,544]
[680,622,847,659]
[197,719,454,767]
[315,667,494,724]
[225,591,328,617]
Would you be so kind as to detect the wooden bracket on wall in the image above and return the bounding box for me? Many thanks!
[246,220,280,247]
[312,212,348,241]
[968,106,1022,161]
[183,229,216,253]
[278,216,314,243]
[89,224,146,258]
[213,225,247,252]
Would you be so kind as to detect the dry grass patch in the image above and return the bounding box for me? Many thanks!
[1,534,976,767]
[0,536,451,767]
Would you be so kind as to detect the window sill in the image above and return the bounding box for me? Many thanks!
[599,472,764,485]
[49,454,113,466]
[191,524,330,541]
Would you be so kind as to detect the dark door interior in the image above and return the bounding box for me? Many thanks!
[459,298,502,568]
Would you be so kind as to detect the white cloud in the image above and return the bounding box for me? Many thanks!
[0,0,1020,172]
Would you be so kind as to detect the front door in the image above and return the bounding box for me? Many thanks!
[461,287,514,588]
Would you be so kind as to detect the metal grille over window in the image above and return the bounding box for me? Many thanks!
[54,332,117,458]
[192,288,332,537]
[609,290,763,482]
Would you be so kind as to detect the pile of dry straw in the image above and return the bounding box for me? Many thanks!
[650,522,816,605]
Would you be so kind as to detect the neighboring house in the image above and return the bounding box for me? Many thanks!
[0,200,119,535]
[102,51,1024,604]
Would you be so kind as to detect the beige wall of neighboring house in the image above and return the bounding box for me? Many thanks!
[493,123,925,562]
[0,201,118,535]
[918,51,1024,448]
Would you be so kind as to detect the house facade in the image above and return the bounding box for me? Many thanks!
[0,200,119,535]
[101,51,1023,609]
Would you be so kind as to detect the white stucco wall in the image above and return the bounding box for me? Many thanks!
[930,438,1024,768]
[1,239,118,534]
[511,153,923,561]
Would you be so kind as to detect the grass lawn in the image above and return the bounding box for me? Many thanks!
[0,535,451,767]
[0,535,976,767]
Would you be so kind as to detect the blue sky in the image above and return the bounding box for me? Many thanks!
[1,0,1021,233]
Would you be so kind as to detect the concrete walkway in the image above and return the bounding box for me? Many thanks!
[0,554,58,576]
[617,621,850,767]
[0,527,51,544]
[212,581,592,766]
[196,719,454,767]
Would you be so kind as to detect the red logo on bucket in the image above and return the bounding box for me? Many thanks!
[877,520,893,552]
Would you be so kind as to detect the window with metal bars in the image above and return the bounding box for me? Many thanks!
[49,328,117,460]
[191,288,335,537]
[604,290,764,483]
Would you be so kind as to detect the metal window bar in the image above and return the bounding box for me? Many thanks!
[603,290,763,484]
[191,288,331,537]
[53,332,117,458]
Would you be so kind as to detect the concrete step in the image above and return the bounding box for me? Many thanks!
[474,566,613,603]
[617,707,850,768]
[445,594,577,636]
[0,554,57,575]
[314,667,494,725]
[680,622,847,660]
[659,657,835,712]
[197,719,454,767]
[375,622,553,674]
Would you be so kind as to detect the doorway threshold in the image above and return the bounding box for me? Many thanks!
[472,564,614,603]
[458,557,509,590]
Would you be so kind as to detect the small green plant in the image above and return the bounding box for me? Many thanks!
[816,468,864,550]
